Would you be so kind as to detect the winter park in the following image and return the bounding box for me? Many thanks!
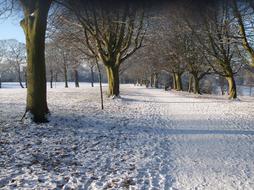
[0,0,254,190]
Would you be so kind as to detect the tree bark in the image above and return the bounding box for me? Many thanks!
[226,75,237,99]
[64,65,68,88]
[106,65,120,97]
[90,66,94,87]
[20,0,51,122]
[175,72,183,91]
[74,69,79,88]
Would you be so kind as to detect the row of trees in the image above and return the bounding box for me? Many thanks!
[124,0,254,99]
[1,0,254,122]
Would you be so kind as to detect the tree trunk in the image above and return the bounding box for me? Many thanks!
[55,73,58,88]
[24,71,27,88]
[146,80,149,88]
[50,70,53,89]
[55,73,58,82]
[154,73,159,88]
[106,65,120,97]
[188,75,193,93]
[18,69,24,89]
[96,59,104,110]
[219,76,225,95]
[150,74,153,87]
[20,1,51,122]
[175,73,183,91]
[74,69,79,88]
[226,75,237,99]
[90,66,94,87]
[64,65,68,88]
[172,73,177,89]
[192,73,200,94]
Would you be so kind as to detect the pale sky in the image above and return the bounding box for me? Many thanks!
[0,17,25,43]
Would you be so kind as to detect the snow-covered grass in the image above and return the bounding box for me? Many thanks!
[0,82,108,89]
[0,84,254,189]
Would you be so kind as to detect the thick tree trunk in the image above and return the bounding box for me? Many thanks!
[20,1,51,122]
[175,73,183,91]
[192,73,200,94]
[172,73,177,89]
[90,66,94,87]
[219,76,225,95]
[50,70,53,89]
[74,69,79,88]
[226,75,237,99]
[106,65,120,97]
[64,65,68,88]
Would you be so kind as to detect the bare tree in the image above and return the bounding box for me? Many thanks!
[56,45,70,88]
[181,33,212,94]
[64,1,146,97]
[45,43,62,88]
[86,59,96,87]
[0,0,54,122]
[19,0,53,122]
[72,57,81,88]
[186,1,242,99]
[6,40,26,88]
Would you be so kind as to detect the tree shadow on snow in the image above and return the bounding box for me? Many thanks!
[1,100,254,189]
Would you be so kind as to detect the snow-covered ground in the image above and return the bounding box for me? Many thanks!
[1,83,254,190]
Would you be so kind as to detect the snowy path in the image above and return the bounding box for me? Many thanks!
[1,84,254,189]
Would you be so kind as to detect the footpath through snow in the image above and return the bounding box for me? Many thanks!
[0,84,254,190]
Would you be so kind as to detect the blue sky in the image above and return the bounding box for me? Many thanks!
[0,17,25,43]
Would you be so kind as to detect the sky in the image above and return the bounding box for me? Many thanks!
[0,17,25,43]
